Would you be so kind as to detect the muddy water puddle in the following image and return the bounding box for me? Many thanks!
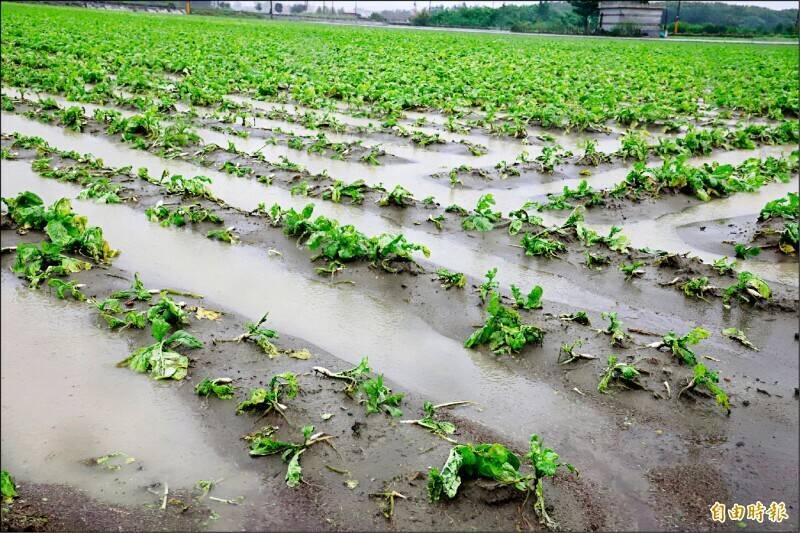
[0,164,610,440]
[0,271,263,530]
[3,124,798,529]
[0,165,706,529]
[608,178,800,285]
[6,93,794,220]
[0,117,629,313]
[3,114,793,324]
[199,123,793,216]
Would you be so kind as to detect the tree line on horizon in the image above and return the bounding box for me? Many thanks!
[409,1,799,37]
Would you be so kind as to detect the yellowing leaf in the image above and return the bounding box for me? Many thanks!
[195,306,222,320]
[289,348,311,360]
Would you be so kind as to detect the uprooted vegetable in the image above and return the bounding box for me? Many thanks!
[401,401,466,442]
[722,271,771,309]
[721,327,758,351]
[678,363,731,414]
[314,358,403,417]
[649,326,710,367]
[314,357,371,396]
[428,434,575,529]
[361,374,404,417]
[597,355,642,393]
[599,311,629,347]
[236,372,299,420]
[559,311,590,325]
[248,425,333,487]
[558,339,596,365]
[436,268,466,289]
[117,329,202,380]
[195,377,236,399]
[222,312,279,357]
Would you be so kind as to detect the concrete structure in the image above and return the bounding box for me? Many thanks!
[599,1,665,37]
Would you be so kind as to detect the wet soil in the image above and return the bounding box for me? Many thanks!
[2,483,213,532]
[1,93,798,531]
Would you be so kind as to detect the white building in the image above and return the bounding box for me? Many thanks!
[599,1,665,37]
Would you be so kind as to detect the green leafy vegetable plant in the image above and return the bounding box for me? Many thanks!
[465,293,544,355]
[759,192,797,221]
[3,192,118,264]
[678,364,731,414]
[681,276,714,301]
[111,273,152,301]
[649,327,709,367]
[597,355,641,393]
[722,271,771,308]
[12,241,92,288]
[236,372,299,419]
[600,311,629,347]
[478,267,499,302]
[1,471,18,503]
[619,260,645,280]
[462,194,501,232]
[77,178,122,203]
[436,268,466,289]
[145,202,223,227]
[361,374,404,417]
[520,233,566,258]
[322,179,366,204]
[224,313,280,357]
[712,257,737,276]
[117,329,202,380]
[248,425,333,487]
[195,377,236,399]
[779,221,798,254]
[206,227,239,244]
[721,327,758,351]
[377,185,414,207]
[733,243,760,260]
[47,278,86,300]
[510,283,543,310]
[584,252,610,269]
[428,434,575,529]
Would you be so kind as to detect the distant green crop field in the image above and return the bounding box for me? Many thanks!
[1,2,797,129]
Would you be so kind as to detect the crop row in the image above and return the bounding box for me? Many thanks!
[4,131,796,312]
[2,3,798,132]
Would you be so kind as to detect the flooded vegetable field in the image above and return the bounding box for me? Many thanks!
[1,2,798,531]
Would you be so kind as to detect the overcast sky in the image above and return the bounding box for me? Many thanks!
[270,1,799,13]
